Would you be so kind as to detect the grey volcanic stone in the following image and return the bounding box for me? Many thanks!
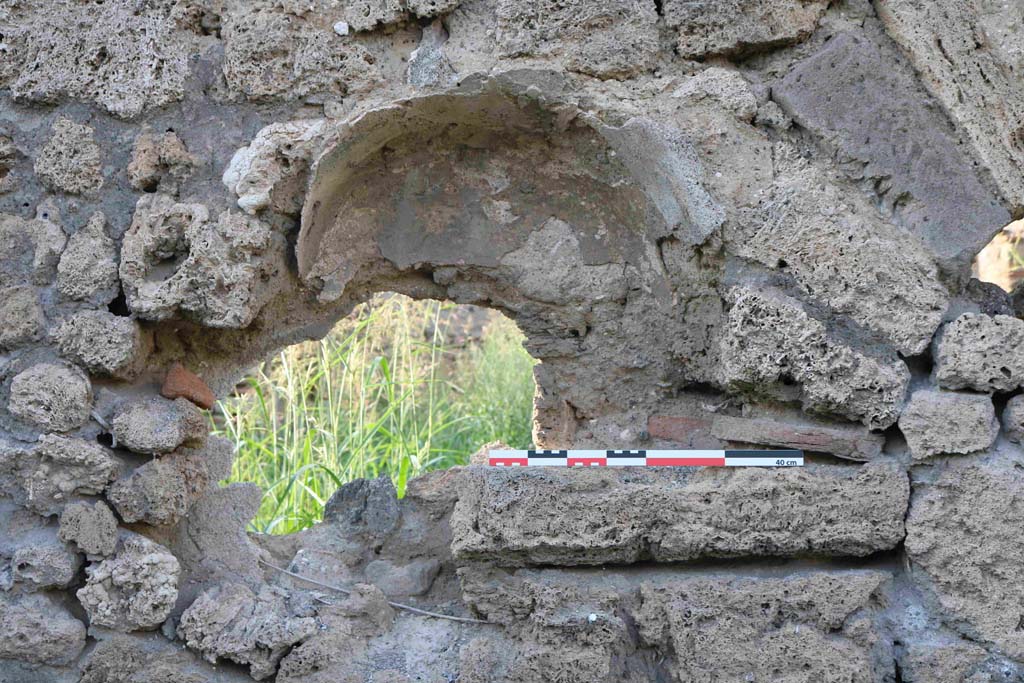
[898,390,999,460]
[451,461,908,566]
[1003,394,1024,443]
[56,310,150,380]
[177,582,318,680]
[774,31,1010,272]
[663,0,829,58]
[56,212,119,305]
[15,435,120,515]
[9,529,81,589]
[77,532,180,632]
[8,361,93,432]
[33,117,103,194]
[0,211,67,288]
[718,286,910,429]
[111,396,207,455]
[0,285,46,351]
[59,500,118,557]
[906,452,1024,658]
[933,314,1024,393]
[0,592,86,666]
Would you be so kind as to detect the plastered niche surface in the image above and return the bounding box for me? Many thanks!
[1,0,1024,681]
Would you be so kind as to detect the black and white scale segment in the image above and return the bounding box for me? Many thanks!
[487,450,804,467]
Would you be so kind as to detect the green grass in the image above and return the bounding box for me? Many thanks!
[213,294,537,534]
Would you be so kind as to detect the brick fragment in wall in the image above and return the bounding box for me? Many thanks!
[897,389,999,460]
[774,31,1010,273]
[710,413,885,460]
[161,362,217,410]
[933,313,1024,393]
[451,462,908,566]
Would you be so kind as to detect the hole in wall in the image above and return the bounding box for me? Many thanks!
[212,292,537,535]
[973,218,1024,292]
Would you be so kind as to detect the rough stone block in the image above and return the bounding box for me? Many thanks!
[898,639,989,683]
[56,310,150,380]
[77,531,180,632]
[905,452,1024,658]
[774,31,1010,271]
[898,390,999,460]
[933,313,1024,393]
[107,439,234,526]
[710,412,885,460]
[177,582,318,680]
[56,211,120,305]
[33,117,103,194]
[128,130,198,194]
[0,285,46,351]
[59,500,119,557]
[1003,394,1024,443]
[876,0,1024,212]
[15,435,120,515]
[664,0,829,58]
[8,529,81,589]
[364,558,441,597]
[8,361,93,432]
[717,286,910,429]
[495,0,659,79]
[111,396,207,455]
[0,211,67,288]
[120,193,283,328]
[451,461,908,565]
[0,592,86,666]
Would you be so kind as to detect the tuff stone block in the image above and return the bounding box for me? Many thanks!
[933,314,1024,393]
[55,310,150,380]
[111,396,206,455]
[898,390,999,460]
[8,361,93,432]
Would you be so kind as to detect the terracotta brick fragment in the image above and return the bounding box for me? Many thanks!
[710,414,885,460]
[160,362,216,409]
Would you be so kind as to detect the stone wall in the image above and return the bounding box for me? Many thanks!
[1,0,1023,681]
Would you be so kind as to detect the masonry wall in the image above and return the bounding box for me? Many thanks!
[2,1,1024,681]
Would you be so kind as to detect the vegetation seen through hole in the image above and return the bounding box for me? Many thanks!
[213,293,537,535]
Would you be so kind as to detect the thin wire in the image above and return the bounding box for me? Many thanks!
[258,559,492,625]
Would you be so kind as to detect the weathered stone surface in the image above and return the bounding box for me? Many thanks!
[898,390,999,460]
[933,314,1024,393]
[107,438,234,526]
[638,571,891,682]
[876,0,1024,212]
[111,396,206,455]
[733,142,949,355]
[898,639,989,683]
[11,435,119,515]
[459,566,893,683]
[1003,394,1024,443]
[55,211,120,304]
[222,119,328,216]
[0,211,67,288]
[128,129,198,194]
[407,19,454,88]
[78,631,253,683]
[0,592,86,666]
[56,311,150,380]
[711,412,885,460]
[495,0,658,79]
[178,582,318,680]
[120,193,283,328]
[220,5,378,102]
[452,461,908,565]
[0,284,46,351]
[774,31,1010,271]
[7,361,93,432]
[33,117,103,194]
[718,286,910,429]
[364,558,441,597]
[77,532,180,632]
[906,451,1024,658]
[664,0,829,58]
[161,362,217,409]
[59,500,119,557]
[7,529,81,589]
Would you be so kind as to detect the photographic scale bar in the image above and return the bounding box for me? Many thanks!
[488,449,804,467]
